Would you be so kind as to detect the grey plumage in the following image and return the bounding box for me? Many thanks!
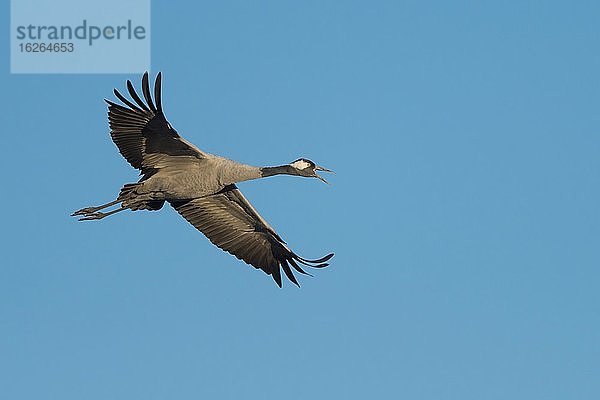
[72,72,334,287]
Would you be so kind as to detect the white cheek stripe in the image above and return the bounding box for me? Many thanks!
[291,160,311,170]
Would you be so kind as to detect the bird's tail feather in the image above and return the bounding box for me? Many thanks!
[118,183,165,211]
[117,183,141,201]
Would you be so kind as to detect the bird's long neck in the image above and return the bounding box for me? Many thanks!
[216,159,296,185]
[260,165,296,178]
[213,157,261,185]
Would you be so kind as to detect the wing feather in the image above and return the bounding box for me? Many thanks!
[113,89,143,112]
[170,185,333,287]
[141,72,157,113]
[106,72,206,175]
[127,79,150,112]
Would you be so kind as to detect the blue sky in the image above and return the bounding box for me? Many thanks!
[1,1,599,399]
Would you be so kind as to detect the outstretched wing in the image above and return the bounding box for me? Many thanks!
[170,185,333,287]
[106,72,207,178]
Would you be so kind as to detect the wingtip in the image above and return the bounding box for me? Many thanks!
[271,266,282,288]
[288,258,313,276]
[141,72,157,112]
[297,252,334,264]
[273,275,283,288]
[154,71,163,112]
[323,253,335,262]
[281,260,301,287]
[126,77,150,112]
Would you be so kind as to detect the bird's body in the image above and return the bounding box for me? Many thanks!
[73,72,333,287]
[135,155,258,199]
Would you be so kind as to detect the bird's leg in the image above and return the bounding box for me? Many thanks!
[77,206,126,221]
[71,199,121,217]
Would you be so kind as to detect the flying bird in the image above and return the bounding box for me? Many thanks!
[72,72,334,287]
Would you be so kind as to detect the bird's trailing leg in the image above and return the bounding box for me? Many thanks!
[71,199,121,217]
[77,206,126,221]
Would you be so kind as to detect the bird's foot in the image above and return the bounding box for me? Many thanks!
[71,206,101,216]
[78,211,108,221]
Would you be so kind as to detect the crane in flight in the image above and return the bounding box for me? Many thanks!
[72,72,334,287]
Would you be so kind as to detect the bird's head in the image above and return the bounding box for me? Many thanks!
[289,158,334,183]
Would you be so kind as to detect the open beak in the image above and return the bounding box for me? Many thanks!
[315,165,334,184]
